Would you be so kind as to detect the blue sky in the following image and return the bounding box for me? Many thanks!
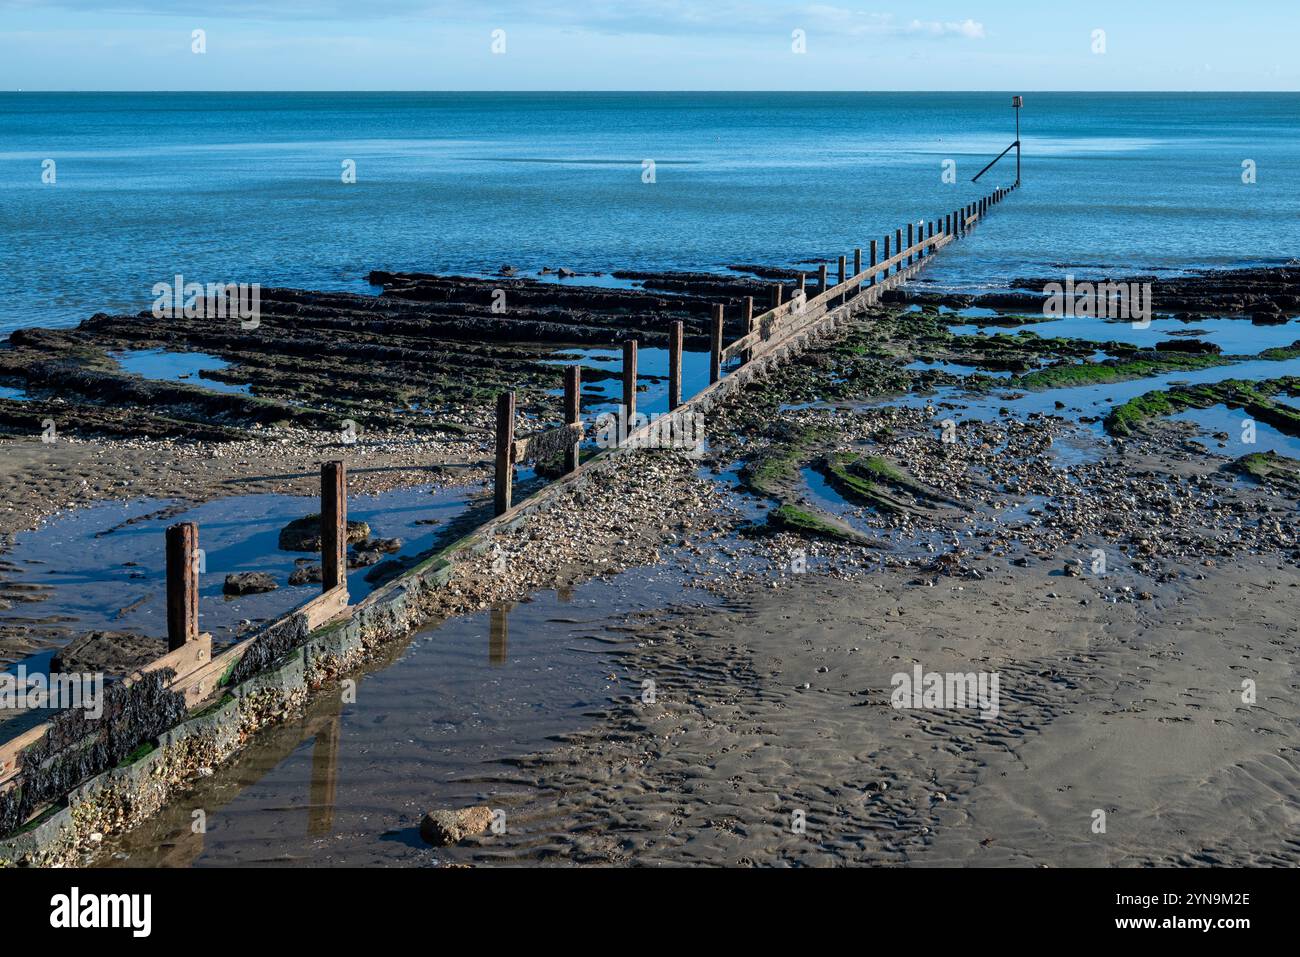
[1,1,1294,91]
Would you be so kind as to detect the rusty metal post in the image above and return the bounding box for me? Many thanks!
[165,521,199,650]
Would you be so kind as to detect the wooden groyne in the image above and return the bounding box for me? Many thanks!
[0,183,1017,863]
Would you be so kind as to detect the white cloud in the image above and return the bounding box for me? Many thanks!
[905,18,986,39]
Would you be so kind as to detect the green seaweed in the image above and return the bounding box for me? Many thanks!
[1019,352,1227,391]
[1105,377,1300,437]
[766,504,861,543]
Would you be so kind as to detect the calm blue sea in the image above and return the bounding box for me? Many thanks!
[2,92,1297,335]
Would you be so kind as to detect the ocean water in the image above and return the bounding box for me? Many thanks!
[1,91,1298,336]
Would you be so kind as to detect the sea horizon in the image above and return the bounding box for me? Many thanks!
[4,90,1297,335]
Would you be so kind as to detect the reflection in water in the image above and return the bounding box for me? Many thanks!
[94,564,712,867]
[488,603,510,666]
[307,713,342,837]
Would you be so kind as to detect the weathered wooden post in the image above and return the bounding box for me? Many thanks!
[927,221,935,256]
[853,247,862,284]
[742,296,754,363]
[837,255,846,302]
[894,229,902,272]
[907,223,914,266]
[668,320,683,410]
[771,283,783,308]
[564,365,581,473]
[818,263,828,297]
[799,274,807,298]
[165,521,199,650]
[494,392,514,516]
[709,304,724,385]
[622,339,638,424]
[882,236,890,279]
[321,460,347,593]
[869,240,878,287]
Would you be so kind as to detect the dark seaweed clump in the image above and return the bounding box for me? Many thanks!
[0,671,187,838]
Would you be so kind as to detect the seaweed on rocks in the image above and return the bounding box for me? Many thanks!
[0,671,187,838]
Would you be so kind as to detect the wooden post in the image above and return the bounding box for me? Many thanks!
[742,296,754,363]
[882,236,890,279]
[494,392,514,516]
[564,365,581,473]
[836,255,846,301]
[799,274,807,298]
[853,247,862,278]
[907,223,914,265]
[869,240,877,286]
[927,221,934,256]
[668,320,683,410]
[771,283,783,308]
[818,263,828,296]
[709,304,723,385]
[321,460,346,593]
[165,521,199,651]
[622,339,637,425]
[894,229,902,272]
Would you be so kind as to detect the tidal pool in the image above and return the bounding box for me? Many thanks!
[111,349,251,395]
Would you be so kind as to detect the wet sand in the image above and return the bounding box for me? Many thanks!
[465,557,1299,867]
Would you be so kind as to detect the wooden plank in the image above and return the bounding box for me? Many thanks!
[301,585,349,631]
[138,634,211,683]
[0,725,50,785]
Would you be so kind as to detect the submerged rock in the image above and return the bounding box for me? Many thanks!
[419,806,493,846]
[288,564,322,586]
[52,630,167,676]
[223,572,278,595]
[277,515,371,552]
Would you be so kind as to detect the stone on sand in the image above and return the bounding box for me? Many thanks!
[223,572,278,595]
[419,806,493,846]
